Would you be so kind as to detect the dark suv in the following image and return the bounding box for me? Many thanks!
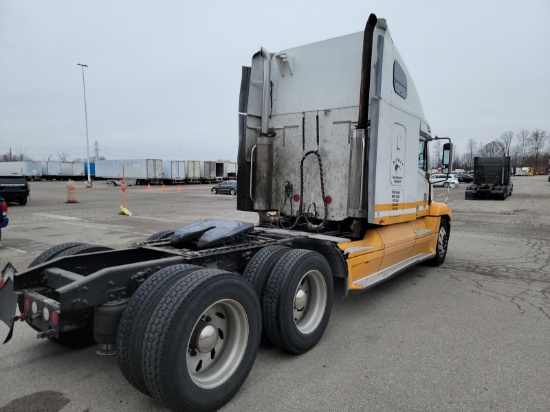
[0,175,30,205]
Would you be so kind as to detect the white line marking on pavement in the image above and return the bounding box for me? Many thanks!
[4,247,28,254]
[34,213,82,221]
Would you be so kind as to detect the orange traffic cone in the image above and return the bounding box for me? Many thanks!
[178,185,182,193]
[66,187,78,203]
[161,184,166,192]
[147,184,151,191]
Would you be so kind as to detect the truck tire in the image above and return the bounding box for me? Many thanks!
[21,242,90,314]
[427,219,450,266]
[51,244,114,347]
[19,197,28,206]
[145,229,174,242]
[263,249,333,354]
[55,243,113,259]
[142,269,261,412]
[23,243,113,347]
[29,242,87,267]
[116,264,203,396]
[242,245,290,343]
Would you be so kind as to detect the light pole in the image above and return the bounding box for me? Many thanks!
[77,63,92,188]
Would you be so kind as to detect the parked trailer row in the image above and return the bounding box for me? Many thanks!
[0,161,42,180]
[94,159,163,186]
[0,160,238,184]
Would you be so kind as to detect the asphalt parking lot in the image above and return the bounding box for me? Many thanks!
[0,177,549,411]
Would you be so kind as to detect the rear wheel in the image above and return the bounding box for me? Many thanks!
[142,269,261,412]
[23,243,113,347]
[55,243,112,259]
[29,242,87,267]
[263,249,333,354]
[19,197,28,205]
[21,242,89,314]
[116,264,202,395]
[242,245,290,343]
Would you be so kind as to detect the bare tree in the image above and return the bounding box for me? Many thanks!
[58,153,69,162]
[431,141,442,169]
[498,131,513,156]
[516,129,530,165]
[460,153,471,169]
[465,138,478,169]
[510,143,522,165]
[0,149,32,162]
[480,140,502,157]
[453,148,459,170]
[529,129,547,172]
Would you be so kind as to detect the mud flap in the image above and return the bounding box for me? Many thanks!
[0,263,19,330]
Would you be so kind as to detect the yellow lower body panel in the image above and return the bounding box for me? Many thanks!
[340,215,442,292]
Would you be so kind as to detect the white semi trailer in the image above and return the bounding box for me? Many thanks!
[162,160,186,184]
[1,14,453,412]
[0,161,42,180]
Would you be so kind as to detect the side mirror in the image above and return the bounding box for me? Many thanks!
[442,143,453,174]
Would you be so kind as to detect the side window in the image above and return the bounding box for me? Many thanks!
[418,139,427,171]
[393,60,407,99]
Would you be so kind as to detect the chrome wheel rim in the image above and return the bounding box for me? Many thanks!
[293,270,327,334]
[437,226,448,257]
[187,299,248,389]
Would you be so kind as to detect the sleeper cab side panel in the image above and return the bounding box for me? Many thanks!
[339,215,444,292]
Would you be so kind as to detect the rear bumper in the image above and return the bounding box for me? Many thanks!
[0,192,28,201]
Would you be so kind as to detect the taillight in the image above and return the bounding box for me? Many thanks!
[1,201,6,216]
[51,311,59,327]
[24,297,31,313]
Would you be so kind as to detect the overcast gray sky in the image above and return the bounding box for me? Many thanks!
[1,0,549,162]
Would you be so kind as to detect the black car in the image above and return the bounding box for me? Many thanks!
[211,180,237,195]
[458,173,474,183]
[0,175,30,205]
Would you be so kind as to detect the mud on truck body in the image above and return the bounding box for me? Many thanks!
[1,14,453,412]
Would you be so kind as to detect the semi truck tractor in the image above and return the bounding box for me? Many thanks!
[465,156,513,200]
[0,14,453,412]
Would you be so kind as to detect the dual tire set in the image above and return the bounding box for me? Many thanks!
[116,245,333,411]
[28,240,334,412]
